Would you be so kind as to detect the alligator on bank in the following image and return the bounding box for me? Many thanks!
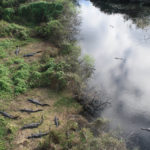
[27,132,49,139]
[54,116,59,127]
[19,109,43,113]
[0,111,19,119]
[23,51,42,57]
[23,53,36,57]
[27,99,50,106]
[21,116,43,130]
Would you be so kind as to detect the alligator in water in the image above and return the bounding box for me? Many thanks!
[27,99,50,106]
[0,111,19,119]
[27,132,49,139]
[141,128,150,132]
[114,57,125,61]
[54,116,59,127]
[19,109,43,113]
[21,116,43,130]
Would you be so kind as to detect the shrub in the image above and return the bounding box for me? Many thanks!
[40,59,68,90]
[18,1,63,24]
[0,0,28,8]
[29,71,42,88]
[36,20,64,45]
[0,65,13,95]
[13,63,30,94]
[0,77,12,93]
[0,20,30,39]
[14,78,28,94]
[3,8,15,21]
[60,42,75,55]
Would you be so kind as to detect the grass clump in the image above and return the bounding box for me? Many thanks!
[0,64,13,98]
[0,20,30,40]
[18,1,63,24]
[13,63,30,95]
[3,8,15,21]
[40,59,68,90]
[0,118,7,150]
[36,118,127,150]
[36,20,64,45]
[54,97,81,110]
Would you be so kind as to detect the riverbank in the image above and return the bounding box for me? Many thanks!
[0,0,127,149]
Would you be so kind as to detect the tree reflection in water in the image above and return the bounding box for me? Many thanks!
[90,0,150,29]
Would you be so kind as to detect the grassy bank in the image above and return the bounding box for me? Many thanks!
[0,0,127,149]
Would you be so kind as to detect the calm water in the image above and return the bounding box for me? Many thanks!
[79,0,150,149]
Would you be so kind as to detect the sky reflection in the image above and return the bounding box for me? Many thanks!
[79,0,150,133]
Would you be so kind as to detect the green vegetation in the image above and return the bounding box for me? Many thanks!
[0,21,30,39]
[37,118,127,150]
[0,0,128,150]
[54,97,81,111]
[0,118,9,150]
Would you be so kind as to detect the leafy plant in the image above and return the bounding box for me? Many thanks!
[0,20,30,39]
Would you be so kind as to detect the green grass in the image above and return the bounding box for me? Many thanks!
[0,20,31,39]
[54,97,81,109]
[0,118,7,150]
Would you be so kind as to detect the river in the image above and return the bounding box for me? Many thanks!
[79,0,150,149]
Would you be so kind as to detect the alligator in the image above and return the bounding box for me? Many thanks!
[27,132,49,139]
[36,51,42,54]
[0,111,18,119]
[23,53,36,57]
[23,51,42,57]
[54,116,59,127]
[15,47,20,56]
[141,128,150,132]
[27,99,50,107]
[21,116,43,130]
[114,57,125,60]
[19,109,43,113]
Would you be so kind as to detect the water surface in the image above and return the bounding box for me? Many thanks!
[79,0,150,149]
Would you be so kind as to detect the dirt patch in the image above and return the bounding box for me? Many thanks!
[20,41,58,62]
[0,88,80,150]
